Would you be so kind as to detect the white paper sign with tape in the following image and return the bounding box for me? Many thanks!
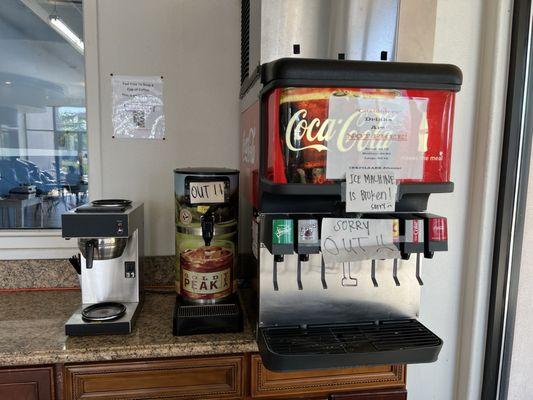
[189,181,225,204]
[345,167,397,213]
[320,218,400,264]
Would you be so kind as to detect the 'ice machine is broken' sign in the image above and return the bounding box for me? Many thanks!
[320,218,400,264]
[345,167,397,212]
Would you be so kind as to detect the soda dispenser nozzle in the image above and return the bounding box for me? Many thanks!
[298,254,309,262]
[392,259,400,287]
[270,218,294,291]
[416,213,448,259]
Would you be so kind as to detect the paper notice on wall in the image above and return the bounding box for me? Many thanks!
[320,218,400,264]
[111,75,165,139]
[325,93,427,180]
[345,167,397,212]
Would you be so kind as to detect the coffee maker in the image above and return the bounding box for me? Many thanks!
[61,199,144,336]
[240,58,462,371]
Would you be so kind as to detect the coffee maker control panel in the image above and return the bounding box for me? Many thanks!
[62,203,143,238]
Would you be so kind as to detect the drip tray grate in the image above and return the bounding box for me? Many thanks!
[172,295,243,336]
[258,319,442,371]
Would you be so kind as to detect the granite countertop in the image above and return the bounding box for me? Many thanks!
[0,290,258,367]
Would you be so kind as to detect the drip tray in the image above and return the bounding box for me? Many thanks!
[173,295,243,336]
[258,319,442,371]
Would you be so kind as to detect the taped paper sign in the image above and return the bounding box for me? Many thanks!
[112,75,165,139]
[321,218,400,264]
[325,93,427,180]
[345,167,397,212]
[189,181,226,204]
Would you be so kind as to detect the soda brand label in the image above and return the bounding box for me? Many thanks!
[298,219,319,245]
[272,219,293,245]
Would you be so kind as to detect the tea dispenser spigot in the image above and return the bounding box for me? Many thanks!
[200,208,216,246]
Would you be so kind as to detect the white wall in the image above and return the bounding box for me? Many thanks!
[85,0,241,256]
[405,0,511,399]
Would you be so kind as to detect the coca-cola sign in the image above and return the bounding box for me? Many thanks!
[285,108,409,153]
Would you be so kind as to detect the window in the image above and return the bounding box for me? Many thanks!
[0,0,87,229]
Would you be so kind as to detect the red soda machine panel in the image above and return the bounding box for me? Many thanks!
[240,58,462,212]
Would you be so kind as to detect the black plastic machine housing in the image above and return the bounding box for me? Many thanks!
[241,58,462,372]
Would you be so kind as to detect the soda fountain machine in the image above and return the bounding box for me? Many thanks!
[240,58,462,371]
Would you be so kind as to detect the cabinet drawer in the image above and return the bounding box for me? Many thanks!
[64,356,245,400]
[250,355,405,399]
[0,366,54,400]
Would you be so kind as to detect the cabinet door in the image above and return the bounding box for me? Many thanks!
[250,355,405,399]
[330,389,407,400]
[0,366,54,400]
[64,356,245,400]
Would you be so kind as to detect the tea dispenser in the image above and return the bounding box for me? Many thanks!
[172,168,243,335]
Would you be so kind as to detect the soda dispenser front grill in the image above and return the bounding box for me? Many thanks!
[240,58,461,371]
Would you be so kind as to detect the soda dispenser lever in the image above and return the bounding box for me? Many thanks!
[320,256,328,289]
[392,259,400,286]
[416,253,424,286]
[297,256,304,290]
[371,260,378,287]
[273,255,282,291]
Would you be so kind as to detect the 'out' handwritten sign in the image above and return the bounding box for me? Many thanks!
[189,181,225,204]
[345,167,397,212]
[320,218,400,264]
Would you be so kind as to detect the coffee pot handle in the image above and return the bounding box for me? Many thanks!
[85,240,95,269]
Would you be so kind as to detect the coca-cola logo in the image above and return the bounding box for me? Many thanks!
[285,109,405,153]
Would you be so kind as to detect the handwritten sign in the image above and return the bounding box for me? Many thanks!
[345,167,397,212]
[320,218,400,264]
[189,181,225,204]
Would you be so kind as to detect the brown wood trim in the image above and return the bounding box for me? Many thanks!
[64,356,245,400]
[54,363,64,400]
[250,355,405,398]
[330,388,407,399]
[0,365,54,400]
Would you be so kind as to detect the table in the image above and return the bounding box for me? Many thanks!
[0,196,43,228]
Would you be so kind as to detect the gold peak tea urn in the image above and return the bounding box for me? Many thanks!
[173,168,239,306]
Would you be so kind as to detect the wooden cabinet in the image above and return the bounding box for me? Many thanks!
[64,356,245,400]
[250,355,405,399]
[0,366,54,400]
[330,389,407,400]
[0,354,406,400]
